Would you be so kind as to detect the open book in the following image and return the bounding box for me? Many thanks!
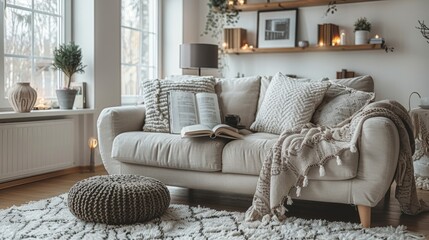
[169,91,242,139]
[181,124,242,139]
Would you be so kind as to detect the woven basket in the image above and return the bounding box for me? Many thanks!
[68,175,170,224]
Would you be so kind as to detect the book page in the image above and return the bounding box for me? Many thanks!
[169,91,199,134]
[212,124,243,139]
[212,124,238,133]
[181,124,212,138]
[195,92,221,129]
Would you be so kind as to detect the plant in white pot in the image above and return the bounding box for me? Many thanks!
[354,17,371,45]
[52,42,86,109]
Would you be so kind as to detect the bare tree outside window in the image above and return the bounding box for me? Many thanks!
[4,0,62,99]
[121,0,158,104]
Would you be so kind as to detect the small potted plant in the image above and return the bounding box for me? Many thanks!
[52,42,86,109]
[354,17,371,45]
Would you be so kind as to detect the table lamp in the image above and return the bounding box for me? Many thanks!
[180,43,218,76]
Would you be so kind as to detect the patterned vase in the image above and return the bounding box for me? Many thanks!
[7,82,37,113]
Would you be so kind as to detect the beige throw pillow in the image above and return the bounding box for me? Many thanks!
[215,76,261,129]
[250,72,329,134]
[312,84,375,126]
[142,77,216,133]
[323,75,374,92]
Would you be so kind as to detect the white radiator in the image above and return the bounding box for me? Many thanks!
[0,119,75,183]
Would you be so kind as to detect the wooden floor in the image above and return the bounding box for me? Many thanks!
[1,168,429,237]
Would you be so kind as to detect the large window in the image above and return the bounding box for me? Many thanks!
[121,0,159,105]
[0,0,68,109]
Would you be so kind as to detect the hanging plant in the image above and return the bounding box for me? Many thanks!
[416,20,429,44]
[325,1,337,16]
[202,0,240,76]
[383,44,394,53]
[202,0,240,39]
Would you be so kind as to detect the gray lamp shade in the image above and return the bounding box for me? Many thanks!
[180,43,218,71]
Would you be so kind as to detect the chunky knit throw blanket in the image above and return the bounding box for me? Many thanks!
[411,109,429,161]
[245,100,429,222]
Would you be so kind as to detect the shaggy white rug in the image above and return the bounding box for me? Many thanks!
[0,194,425,240]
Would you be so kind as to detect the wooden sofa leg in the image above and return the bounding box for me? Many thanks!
[357,205,371,228]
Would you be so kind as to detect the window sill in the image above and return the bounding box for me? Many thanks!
[0,109,95,120]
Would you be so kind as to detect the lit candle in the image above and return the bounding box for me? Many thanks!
[228,0,234,6]
[88,138,98,172]
[319,41,324,47]
[332,37,340,46]
[340,30,346,45]
[222,42,228,49]
[238,0,245,5]
[375,34,380,39]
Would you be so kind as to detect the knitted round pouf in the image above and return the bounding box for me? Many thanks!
[68,175,170,224]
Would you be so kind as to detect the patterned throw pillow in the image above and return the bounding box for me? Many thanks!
[312,83,375,126]
[142,77,216,132]
[250,72,329,135]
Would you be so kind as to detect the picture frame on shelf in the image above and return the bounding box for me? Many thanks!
[257,9,298,48]
[70,82,86,109]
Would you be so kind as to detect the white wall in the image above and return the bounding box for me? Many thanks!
[73,0,121,165]
[162,0,184,77]
[195,0,429,107]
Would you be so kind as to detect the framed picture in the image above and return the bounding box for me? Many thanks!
[70,82,86,109]
[257,9,298,48]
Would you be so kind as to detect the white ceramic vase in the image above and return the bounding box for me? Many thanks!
[355,30,369,45]
[7,82,37,113]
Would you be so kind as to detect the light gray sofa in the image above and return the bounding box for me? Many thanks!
[97,75,399,227]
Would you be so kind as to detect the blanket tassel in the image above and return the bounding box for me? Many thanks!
[350,144,357,153]
[287,196,293,205]
[336,155,343,166]
[296,186,301,197]
[303,175,309,187]
[319,165,326,177]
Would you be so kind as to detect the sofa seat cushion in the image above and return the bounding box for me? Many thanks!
[112,132,225,172]
[222,133,359,180]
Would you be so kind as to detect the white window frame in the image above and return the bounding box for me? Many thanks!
[0,0,71,110]
[121,0,161,105]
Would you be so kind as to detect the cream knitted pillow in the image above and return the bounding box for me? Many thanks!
[250,72,329,134]
[142,77,216,132]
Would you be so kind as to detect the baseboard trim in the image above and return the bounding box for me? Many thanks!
[0,165,105,190]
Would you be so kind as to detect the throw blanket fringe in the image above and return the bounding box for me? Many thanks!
[246,100,429,222]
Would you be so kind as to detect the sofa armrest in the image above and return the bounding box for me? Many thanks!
[351,116,400,207]
[97,106,146,174]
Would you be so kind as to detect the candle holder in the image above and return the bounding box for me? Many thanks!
[88,138,98,172]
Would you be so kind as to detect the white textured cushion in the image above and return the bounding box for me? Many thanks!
[250,72,329,134]
[257,76,313,111]
[312,84,375,126]
[215,76,261,129]
[142,77,216,132]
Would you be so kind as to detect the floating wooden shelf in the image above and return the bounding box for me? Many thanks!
[234,0,384,12]
[224,44,383,54]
